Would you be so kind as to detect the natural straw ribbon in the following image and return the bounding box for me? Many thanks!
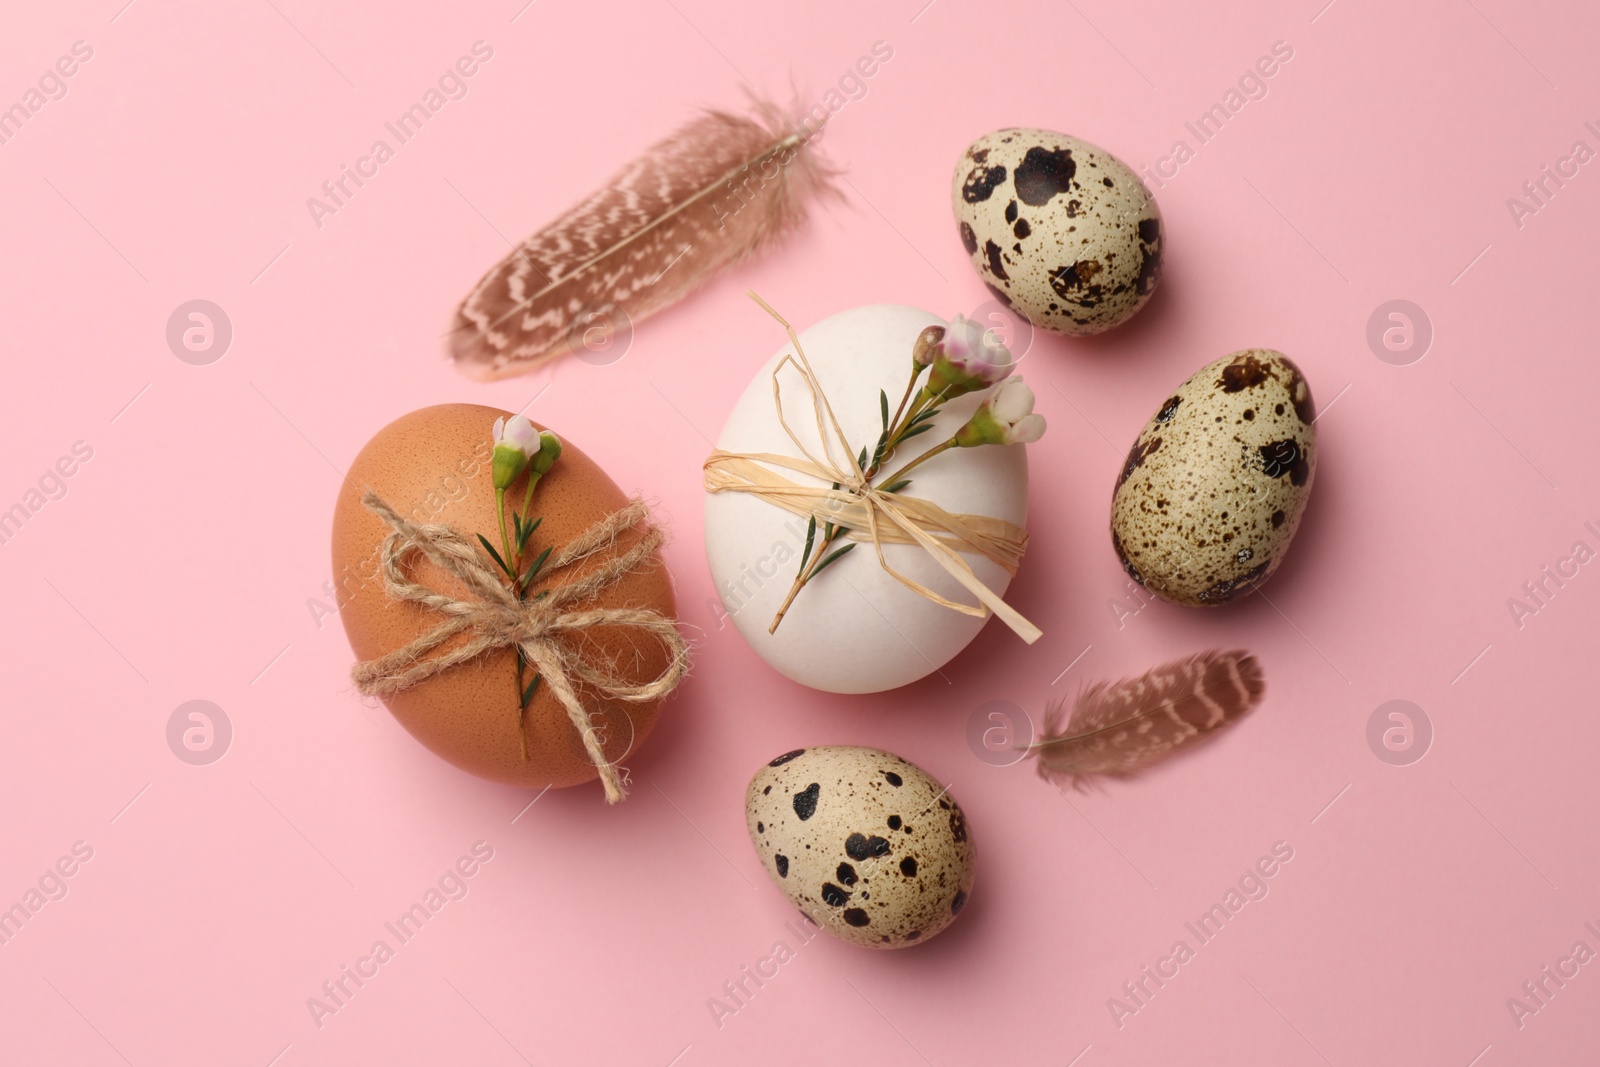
[703,294,1042,643]
[350,492,689,803]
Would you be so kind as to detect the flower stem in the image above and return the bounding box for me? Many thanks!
[520,471,540,521]
[496,486,531,761]
[878,437,957,488]
[769,525,843,634]
[495,489,513,574]
[887,373,918,444]
[874,384,939,473]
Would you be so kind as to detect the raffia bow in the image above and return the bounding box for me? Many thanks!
[702,295,1042,643]
[350,492,689,803]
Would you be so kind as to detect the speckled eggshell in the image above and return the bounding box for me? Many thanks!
[1111,350,1316,606]
[745,746,975,949]
[951,128,1162,335]
[331,404,677,789]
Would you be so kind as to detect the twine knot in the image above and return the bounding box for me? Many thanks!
[350,492,689,803]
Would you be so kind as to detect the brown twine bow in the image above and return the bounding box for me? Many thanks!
[350,492,689,803]
[703,293,1042,643]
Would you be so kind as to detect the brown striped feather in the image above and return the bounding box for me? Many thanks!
[1032,650,1265,789]
[448,99,836,380]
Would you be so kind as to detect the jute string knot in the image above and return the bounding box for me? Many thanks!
[703,295,1042,643]
[351,492,689,803]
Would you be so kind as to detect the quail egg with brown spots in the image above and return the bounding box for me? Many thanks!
[1110,349,1316,606]
[746,746,975,949]
[952,128,1162,335]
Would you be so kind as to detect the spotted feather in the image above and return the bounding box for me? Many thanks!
[1032,650,1264,789]
[448,98,836,380]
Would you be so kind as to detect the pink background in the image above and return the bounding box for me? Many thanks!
[2,0,1597,1064]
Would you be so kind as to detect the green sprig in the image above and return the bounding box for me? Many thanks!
[477,533,513,579]
[811,543,857,576]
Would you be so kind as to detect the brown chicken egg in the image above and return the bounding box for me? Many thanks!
[331,404,678,789]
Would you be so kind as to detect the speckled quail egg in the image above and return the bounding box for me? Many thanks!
[951,128,1162,335]
[1110,349,1316,606]
[745,746,975,949]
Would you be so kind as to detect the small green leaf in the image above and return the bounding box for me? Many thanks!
[881,478,912,493]
[879,389,889,430]
[910,406,941,426]
[520,545,554,589]
[871,428,890,468]
[899,423,936,442]
[857,445,868,471]
[801,514,817,566]
[519,515,543,550]
[521,673,542,709]
[811,542,857,577]
[476,533,514,578]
